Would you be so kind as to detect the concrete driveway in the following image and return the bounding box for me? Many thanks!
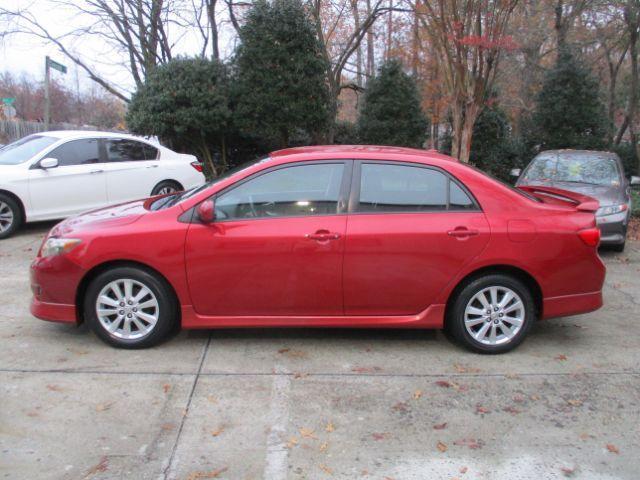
[1,222,639,480]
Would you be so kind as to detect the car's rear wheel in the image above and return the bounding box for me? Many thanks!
[151,180,182,196]
[84,266,178,348]
[0,193,22,240]
[447,274,535,354]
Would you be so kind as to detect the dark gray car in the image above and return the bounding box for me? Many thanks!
[513,150,640,252]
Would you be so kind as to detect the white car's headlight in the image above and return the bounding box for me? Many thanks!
[40,238,82,258]
[596,204,628,217]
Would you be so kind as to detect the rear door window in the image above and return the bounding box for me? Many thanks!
[105,139,154,162]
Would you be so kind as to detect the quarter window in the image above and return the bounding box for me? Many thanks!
[47,139,100,166]
[357,163,475,212]
[215,163,345,220]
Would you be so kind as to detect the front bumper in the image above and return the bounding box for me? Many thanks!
[596,211,628,245]
[30,255,84,324]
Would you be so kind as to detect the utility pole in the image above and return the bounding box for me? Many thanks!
[44,56,50,129]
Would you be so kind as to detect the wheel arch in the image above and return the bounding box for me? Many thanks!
[152,179,184,194]
[0,189,26,222]
[75,259,181,325]
[444,264,543,324]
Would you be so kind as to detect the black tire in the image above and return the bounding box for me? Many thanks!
[84,266,178,348]
[610,241,625,253]
[151,180,183,196]
[0,193,23,240]
[446,274,536,354]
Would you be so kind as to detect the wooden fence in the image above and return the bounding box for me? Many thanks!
[0,119,118,144]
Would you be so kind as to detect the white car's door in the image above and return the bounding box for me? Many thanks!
[102,138,161,203]
[28,138,108,220]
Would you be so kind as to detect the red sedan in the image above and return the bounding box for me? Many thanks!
[30,146,605,353]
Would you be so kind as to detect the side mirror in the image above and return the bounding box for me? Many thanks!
[196,199,216,224]
[510,168,522,178]
[630,175,640,187]
[40,157,59,169]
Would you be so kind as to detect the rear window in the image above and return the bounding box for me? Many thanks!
[522,152,621,186]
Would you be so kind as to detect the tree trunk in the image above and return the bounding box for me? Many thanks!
[351,0,364,87]
[459,103,480,163]
[366,0,375,81]
[386,0,393,59]
[207,0,220,61]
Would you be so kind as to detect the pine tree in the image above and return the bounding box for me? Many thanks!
[233,0,331,148]
[357,60,428,148]
[126,57,231,176]
[531,49,607,150]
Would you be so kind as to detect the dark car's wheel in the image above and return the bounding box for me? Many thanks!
[84,266,178,348]
[610,241,625,253]
[151,180,182,196]
[447,274,536,354]
[0,193,23,240]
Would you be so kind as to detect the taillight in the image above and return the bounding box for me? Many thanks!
[191,161,203,172]
[578,228,600,247]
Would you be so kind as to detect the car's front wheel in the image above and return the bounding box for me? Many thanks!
[0,193,23,240]
[447,274,535,354]
[84,266,178,348]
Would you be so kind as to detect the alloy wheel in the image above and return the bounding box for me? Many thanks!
[96,279,160,340]
[0,201,14,233]
[158,186,176,195]
[464,286,525,346]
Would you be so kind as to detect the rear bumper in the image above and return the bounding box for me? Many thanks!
[30,297,77,324]
[542,290,603,320]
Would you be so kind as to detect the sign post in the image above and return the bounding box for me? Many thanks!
[44,56,67,129]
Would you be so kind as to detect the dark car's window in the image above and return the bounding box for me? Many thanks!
[522,152,622,186]
[215,163,344,220]
[0,135,58,165]
[358,163,474,212]
[105,139,156,162]
[48,139,101,166]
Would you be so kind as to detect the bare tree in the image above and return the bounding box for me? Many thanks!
[417,0,519,162]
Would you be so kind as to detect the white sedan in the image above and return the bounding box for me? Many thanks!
[0,131,206,238]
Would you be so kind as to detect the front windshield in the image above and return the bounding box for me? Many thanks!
[522,152,621,186]
[0,135,58,165]
[150,157,269,210]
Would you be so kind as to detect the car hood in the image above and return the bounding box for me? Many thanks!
[49,199,150,237]
[517,180,624,206]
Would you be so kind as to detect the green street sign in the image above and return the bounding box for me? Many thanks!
[2,98,15,106]
[48,58,67,74]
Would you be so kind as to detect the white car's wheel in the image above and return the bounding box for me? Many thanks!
[0,194,22,240]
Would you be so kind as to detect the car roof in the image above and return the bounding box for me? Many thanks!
[270,145,457,162]
[38,130,157,143]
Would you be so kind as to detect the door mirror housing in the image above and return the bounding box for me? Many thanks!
[197,199,216,224]
[40,157,59,169]
[630,175,640,187]
[510,168,522,178]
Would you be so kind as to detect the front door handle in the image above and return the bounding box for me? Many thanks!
[447,227,479,238]
[89,169,104,174]
[305,230,341,241]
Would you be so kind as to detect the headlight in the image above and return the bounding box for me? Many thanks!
[596,204,628,217]
[40,238,82,258]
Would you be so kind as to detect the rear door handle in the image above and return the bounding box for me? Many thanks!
[146,164,159,169]
[89,169,104,174]
[447,227,479,238]
[305,230,341,241]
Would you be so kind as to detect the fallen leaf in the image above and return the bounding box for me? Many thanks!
[211,425,225,437]
[319,464,334,475]
[435,380,452,388]
[392,401,409,412]
[278,347,290,354]
[567,399,583,407]
[433,422,448,430]
[503,406,521,414]
[513,394,525,403]
[437,441,448,452]
[286,436,298,449]
[163,384,171,393]
[83,456,108,477]
[505,373,520,379]
[606,444,620,454]
[454,363,480,373]
[560,466,576,477]
[476,405,490,414]
[351,366,382,373]
[319,441,328,452]
[372,432,391,441]
[293,372,309,379]
[300,427,317,439]
[278,349,307,358]
[454,438,484,449]
[207,395,218,404]
[555,354,568,361]
[414,389,423,400]
[325,422,335,433]
[161,423,175,431]
[186,467,228,480]
[46,384,63,392]
[95,402,114,412]
[460,466,468,474]
[530,394,541,401]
